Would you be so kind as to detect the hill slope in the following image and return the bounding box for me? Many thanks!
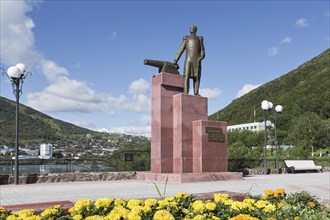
[0,97,96,145]
[209,49,330,131]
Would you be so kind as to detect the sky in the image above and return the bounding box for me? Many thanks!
[0,0,329,137]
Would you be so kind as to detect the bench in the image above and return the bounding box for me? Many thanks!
[284,160,323,173]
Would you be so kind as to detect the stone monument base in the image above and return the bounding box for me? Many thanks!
[136,172,242,183]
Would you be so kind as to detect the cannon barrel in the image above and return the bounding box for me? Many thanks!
[144,59,180,74]
[144,59,166,68]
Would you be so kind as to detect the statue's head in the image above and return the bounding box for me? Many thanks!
[190,25,197,34]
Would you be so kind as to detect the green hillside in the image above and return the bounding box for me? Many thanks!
[0,97,96,145]
[209,49,330,131]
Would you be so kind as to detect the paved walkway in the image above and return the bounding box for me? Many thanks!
[0,172,329,207]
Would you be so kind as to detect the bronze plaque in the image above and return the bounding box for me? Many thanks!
[205,127,225,142]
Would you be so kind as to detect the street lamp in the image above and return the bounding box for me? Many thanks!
[1,63,31,185]
[261,100,272,175]
[274,105,283,174]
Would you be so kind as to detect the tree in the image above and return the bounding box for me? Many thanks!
[228,130,263,149]
[288,112,328,158]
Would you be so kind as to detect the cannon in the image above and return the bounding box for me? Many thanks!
[144,59,180,75]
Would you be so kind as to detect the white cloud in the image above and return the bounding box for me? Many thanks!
[236,84,261,98]
[129,78,149,94]
[268,47,278,56]
[295,18,308,27]
[200,88,221,99]
[40,60,69,81]
[2,1,151,117]
[280,36,292,45]
[0,0,42,66]
[121,94,151,112]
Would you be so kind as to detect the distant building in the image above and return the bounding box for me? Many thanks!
[0,147,14,155]
[228,122,270,132]
[39,143,53,159]
[22,149,39,157]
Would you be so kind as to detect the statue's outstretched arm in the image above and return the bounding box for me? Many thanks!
[174,37,186,63]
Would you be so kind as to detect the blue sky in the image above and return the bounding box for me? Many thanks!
[1,0,329,137]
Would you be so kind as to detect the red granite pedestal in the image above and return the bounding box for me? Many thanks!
[149,73,184,173]
[137,72,242,183]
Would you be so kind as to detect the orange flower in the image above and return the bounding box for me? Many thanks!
[275,188,286,195]
[309,202,315,207]
[264,190,274,197]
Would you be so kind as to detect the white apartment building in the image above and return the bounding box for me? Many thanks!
[39,143,53,159]
[227,122,268,132]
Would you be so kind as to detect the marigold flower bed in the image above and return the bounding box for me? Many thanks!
[1,188,329,220]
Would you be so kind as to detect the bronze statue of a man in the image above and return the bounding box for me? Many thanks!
[173,25,205,96]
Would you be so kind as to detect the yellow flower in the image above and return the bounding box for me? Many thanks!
[144,198,157,207]
[68,207,75,214]
[165,196,175,202]
[243,199,256,211]
[176,191,187,199]
[266,218,276,220]
[143,205,152,214]
[127,211,142,220]
[127,199,143,209]
[157,199,170,208]
[109,206,129,218]
[231,201,248,211]
[114,198,127,206]
[294,217,300,220]
[169,201,179,210]
[193,214,206,220]
[95,198,113,209]
[205,201,216,211]
[40,207,59,217]
[255,200,269,209]
[6,215,18,220]
[72,215,83,220]
[154,210,175,220]
[85,215,104,220]
[192,200,205,213]
[130,206,143,214]
[214,193,229,203]
[243,199,255,205]
[0,207,8,213]
[74,198,93,210]
[264,204,276,213]
[106,212,121,220]
[19,209,35,217]
[264,189,274,197]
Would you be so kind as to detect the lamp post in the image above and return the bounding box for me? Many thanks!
[261,100,272,175]
[274,105,283,174]
[1,64,31,185]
